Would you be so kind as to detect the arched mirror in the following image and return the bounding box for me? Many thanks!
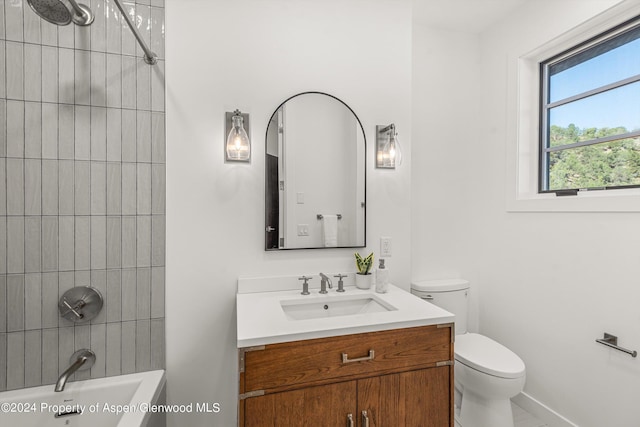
[265,92,366,250]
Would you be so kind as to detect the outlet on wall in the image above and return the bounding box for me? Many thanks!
[380,237,392,257]
[297,224,309,236]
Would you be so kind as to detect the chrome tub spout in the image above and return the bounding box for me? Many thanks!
[55,349,96,392]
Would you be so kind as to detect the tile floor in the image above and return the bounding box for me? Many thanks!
[513,402,548,427]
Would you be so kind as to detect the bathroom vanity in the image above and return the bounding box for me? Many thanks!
[237,277,455,426]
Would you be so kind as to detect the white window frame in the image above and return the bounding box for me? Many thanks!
[507,1,640,212]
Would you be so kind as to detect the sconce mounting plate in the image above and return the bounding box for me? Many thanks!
[376,124,397,169]
[225,110,251,163]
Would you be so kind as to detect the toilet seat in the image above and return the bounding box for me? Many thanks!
[455,333,525,379]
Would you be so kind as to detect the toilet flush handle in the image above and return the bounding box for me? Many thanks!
[423,294,434,300]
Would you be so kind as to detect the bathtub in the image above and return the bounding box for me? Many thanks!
[0,370,166,427]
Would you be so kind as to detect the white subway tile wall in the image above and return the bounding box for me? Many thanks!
[0,0,165,391]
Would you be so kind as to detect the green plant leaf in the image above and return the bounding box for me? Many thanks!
[354,252,374,274]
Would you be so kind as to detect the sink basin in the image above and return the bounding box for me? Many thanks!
[280,294,397,320]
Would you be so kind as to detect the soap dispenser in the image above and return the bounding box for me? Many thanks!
[376,259,389,293]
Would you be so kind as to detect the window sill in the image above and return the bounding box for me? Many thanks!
[507,188,640,212]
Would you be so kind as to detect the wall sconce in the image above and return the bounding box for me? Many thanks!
[225,109,251,162]
[376,124,402,169]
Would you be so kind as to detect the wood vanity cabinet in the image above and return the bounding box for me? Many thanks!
[238,324,454,427]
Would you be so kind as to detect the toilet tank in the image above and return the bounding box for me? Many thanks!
[411,279,470,334]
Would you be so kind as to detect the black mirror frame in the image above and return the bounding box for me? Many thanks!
[264,91,367,251]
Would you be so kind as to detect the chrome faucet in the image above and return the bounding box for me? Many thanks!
[55,349,96,392]
[319,273,333,294]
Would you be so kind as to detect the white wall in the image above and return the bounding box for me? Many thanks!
[411,24,481,330]
[412,2,640,425]
[469,1,640,426]
[165,1,412,425]
[167,1,640,425]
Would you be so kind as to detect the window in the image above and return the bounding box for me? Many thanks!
[540,16,640,193]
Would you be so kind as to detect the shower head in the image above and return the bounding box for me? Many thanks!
[27,0,155,65]
[27,0,94,26]
[26,0,72,26]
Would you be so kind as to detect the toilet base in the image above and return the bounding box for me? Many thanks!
[454,357,524,427]
[458,393,514,427]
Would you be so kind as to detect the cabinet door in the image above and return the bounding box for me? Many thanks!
[357,367,451,427]
[243,380,357,427]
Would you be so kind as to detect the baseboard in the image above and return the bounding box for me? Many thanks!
[512,392,579,427]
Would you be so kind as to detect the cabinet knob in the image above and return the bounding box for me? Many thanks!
[347,413,354,427]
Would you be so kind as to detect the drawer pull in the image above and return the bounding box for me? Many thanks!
[342,349,375,364]
[347,413,354,427]
[362,410,370,427]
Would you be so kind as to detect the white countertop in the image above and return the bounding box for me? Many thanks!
[236,283,455,348]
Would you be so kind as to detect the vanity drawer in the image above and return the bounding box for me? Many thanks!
[240,324,453,394]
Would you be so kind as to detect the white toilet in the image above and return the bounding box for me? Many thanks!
[411,279,526,427]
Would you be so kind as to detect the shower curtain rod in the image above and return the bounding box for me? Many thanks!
[113,0,158,65]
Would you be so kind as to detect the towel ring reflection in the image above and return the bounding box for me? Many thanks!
[317,214,342,220]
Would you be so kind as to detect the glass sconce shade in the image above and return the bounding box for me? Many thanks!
[225,110,251,162]
[376,124,402,168]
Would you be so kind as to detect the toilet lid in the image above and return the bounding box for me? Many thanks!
[454,333,525,379]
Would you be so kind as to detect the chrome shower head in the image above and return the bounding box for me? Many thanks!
[26,0,72,26]
[27,0,154,65]
[27,0,94,27]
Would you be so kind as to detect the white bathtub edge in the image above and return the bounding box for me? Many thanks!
[120,370,167,427]
[0,369,166,427]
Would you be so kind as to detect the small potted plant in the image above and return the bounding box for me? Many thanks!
[354,252,374,289]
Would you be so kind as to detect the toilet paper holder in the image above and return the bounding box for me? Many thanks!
[596,333,637,358]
